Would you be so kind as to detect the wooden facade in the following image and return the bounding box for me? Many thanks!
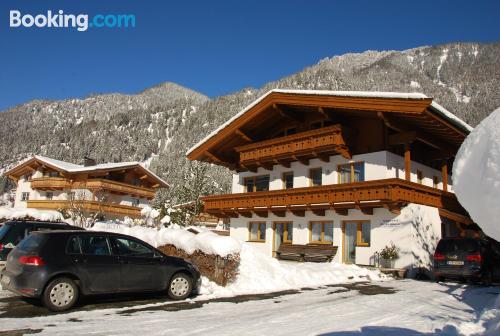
[4,156,168,219]
[188,90,472,225]
[201,178,466,218]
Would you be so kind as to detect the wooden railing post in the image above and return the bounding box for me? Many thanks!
[441,160,448,192]
[404,143,411,181]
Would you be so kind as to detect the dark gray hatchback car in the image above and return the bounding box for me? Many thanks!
[1,230,201,312]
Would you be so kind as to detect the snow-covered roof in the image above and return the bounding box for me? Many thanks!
[6,155,169,188]
[187,89,473,156]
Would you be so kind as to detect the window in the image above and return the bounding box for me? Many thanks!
[338,162,365,183]
[79,236,111,255]
[244,175,270,192]
[433,176,439,188]
[112,237,155,258]
[49,171,59,177]
[282,172,294,189]
[131,198,140,207]
[359,222,371,246]
[417,170,423,184]
[249,222,266,242]
[343,220,371,246]
[67,236,82,254]
[309,221,334,244]
[309,168,322,186]
[21,192,30,201]
[274,222,293,245]
[46,192,53,200]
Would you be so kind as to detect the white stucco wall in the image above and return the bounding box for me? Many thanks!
[232,150,453,194]
[230,204,442,276]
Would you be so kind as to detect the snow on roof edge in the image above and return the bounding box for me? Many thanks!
[186,89,470,157]
[429,101,473,132]
[22,156,169,188]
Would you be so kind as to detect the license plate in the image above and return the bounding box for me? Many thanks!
[447,261,464,266]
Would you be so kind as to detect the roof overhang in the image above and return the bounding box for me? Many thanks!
[187,90,472,165]
[4,156,169,189]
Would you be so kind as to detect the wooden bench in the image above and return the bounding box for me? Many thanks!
[276,244,338,262]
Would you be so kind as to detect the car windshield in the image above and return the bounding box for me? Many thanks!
[17,234,47,253]
[436,239,479,253]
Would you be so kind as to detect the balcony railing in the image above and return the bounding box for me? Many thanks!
[30,177,72,189]
[201,178,464,216]
[235,124,350,167]
[27,200,141,217]
[30,177,155,199]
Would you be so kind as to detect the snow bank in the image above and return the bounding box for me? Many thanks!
[0,207,64,222]
[199,243,387,299]
[91,222,241,257]
[453,107,500,241]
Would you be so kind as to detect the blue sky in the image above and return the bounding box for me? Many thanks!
[0,0,499,111]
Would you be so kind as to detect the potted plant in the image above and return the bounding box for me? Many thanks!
[379,243,399,268]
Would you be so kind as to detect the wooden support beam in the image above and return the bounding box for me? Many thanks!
[205,151,224,164]
[441,161,448,192]
[383,203,402,215]
[254,211,268,218]
[405,143,411,181]
[271,210,286,217]
[235,129,253,142]
[273,104,303,123]
[388,131,416,146]
[238,211,252,218]
[278,160,291,168]
[317,154,330,163]
[139,174,148,180]
[317,107,329,119]
[360,207,374,215]
[311,208,326,216]
[259,161,274,171]
[222,211,239,218]
[292,155,309,166]
[290,209,305,217]
[334,208,348,216]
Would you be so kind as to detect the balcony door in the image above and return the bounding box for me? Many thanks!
[342,222,357,264]
[273,222,293,256]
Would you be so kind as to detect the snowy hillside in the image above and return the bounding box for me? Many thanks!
[1,42,499,202]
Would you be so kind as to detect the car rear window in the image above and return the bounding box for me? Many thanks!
[17,234,47,253]
[436,239,479,253]
[0,223,27,247]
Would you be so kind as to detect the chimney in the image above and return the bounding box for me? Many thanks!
[84,156,96,167]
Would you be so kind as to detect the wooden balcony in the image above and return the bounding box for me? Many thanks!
[84,179,155,199]
[30,177,155,199]
[27,200,141,217]
[30,177,72,190]
[235,124,351,170]
[201,178,465,218]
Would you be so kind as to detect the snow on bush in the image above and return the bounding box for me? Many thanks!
[0,207,64,222]
[92,222,241,257]
[453,107,500,241]
[199,243,387,299]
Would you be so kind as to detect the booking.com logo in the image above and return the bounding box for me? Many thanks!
[9,10,136,32]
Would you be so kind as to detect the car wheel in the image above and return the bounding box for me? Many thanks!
[42,277,79,312]
[167,273,192,300]
[482,269,493,287]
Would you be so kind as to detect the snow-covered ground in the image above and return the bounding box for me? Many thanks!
[0,280,498,335]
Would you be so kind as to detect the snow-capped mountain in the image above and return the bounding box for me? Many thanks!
[1,42,499,199]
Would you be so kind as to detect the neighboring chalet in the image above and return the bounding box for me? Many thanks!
[4,156,168,220]
[187,89,474,271]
